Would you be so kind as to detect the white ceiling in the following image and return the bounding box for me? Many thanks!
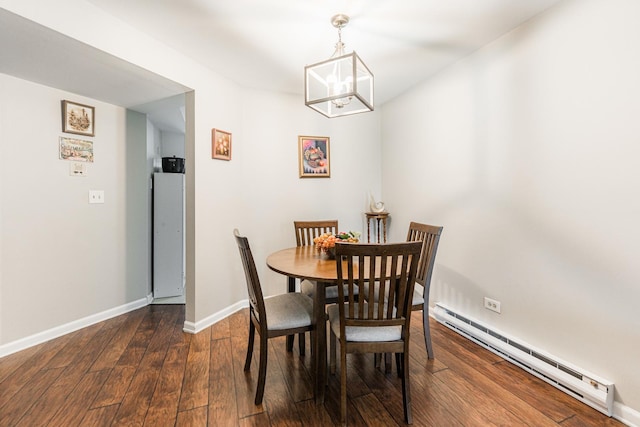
[85,0,563,105]
[1,1,562,131]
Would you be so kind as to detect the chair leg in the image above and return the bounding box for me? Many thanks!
[395,353,402,378]
[255,333,268,405]
[384,353,392,373]
[329,330,337,374]
[286,278,296,352]
[298,332,305,356]
[244,320,255,371]
[401,351,412,424]
[340,346,348,424]
[423,308,434,360]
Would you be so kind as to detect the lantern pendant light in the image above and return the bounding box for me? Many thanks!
[304,14,374,118]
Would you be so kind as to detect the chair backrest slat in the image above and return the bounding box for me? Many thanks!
[294,220,338,247]
[335,241,422,329]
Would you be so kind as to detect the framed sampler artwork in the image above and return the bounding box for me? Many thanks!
[212,128,232,160]
[59,137,94,162]
[298,135,330,178]
[61,100,95,137]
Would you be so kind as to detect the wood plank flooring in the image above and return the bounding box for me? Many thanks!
[0,304,624,426]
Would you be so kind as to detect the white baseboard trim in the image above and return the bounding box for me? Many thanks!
[151,295,186,305]
[0,297,149,358]
[614,402,640,427]
[183,300,248,334]
[427,307,638,427]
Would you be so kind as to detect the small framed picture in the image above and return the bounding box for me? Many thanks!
[212,128,232,161]
[61,100,95,137]
[298,135,330,178]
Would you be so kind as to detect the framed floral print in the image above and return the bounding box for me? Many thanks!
[212,128,232,160]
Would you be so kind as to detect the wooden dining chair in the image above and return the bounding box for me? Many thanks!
[234,229,314,405]
[294,220,346,302]
[329,241,422,424]
[365,222,443,363]
[294,220,338,247]
[407,222,443,360]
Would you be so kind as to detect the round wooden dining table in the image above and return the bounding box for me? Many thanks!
[266,245,345,404]
[266,245,345,283]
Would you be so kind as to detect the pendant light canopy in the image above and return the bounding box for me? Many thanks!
[304,14,374,118]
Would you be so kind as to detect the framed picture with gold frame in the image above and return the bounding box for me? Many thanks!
[298,135,330,178]
[61,100,95,137]
[212,128,232,160]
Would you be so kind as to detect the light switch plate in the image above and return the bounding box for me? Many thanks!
[88,190,104,204]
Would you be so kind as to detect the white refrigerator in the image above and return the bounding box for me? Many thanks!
[153,172,185,299]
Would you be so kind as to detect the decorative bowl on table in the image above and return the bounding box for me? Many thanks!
[313,231,360,260]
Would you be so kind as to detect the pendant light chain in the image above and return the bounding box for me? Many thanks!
[334,21,345,57]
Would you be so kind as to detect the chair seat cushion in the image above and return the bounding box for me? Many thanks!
[263,293,313,330]
[412,284,425,306]
[327,303,401,342]
[363,282,424,306]
[301,279,359,300]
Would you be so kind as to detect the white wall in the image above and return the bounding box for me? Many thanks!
[192,86,381,324]
[147,119,162,172]
[145,117,160,292]
[381,0,640,417]
[160,131,184,159]
[126,109,152,298]
[197,90,380,318]
[0,74,148,343]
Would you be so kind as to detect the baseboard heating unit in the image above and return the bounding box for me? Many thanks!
[434,303,614,416]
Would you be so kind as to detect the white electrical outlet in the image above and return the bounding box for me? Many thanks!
[88,190,104,204]
[484,297,501,313]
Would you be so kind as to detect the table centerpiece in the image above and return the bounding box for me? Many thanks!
[313,231,360,259]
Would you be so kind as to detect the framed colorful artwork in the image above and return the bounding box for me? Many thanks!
[212,128,232,160]
[298,135,330,178]
[61,100,95,137]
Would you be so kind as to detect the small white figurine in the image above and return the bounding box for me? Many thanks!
[369,194,385,213]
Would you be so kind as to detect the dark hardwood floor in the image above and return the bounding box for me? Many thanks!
[0,304,623,426]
